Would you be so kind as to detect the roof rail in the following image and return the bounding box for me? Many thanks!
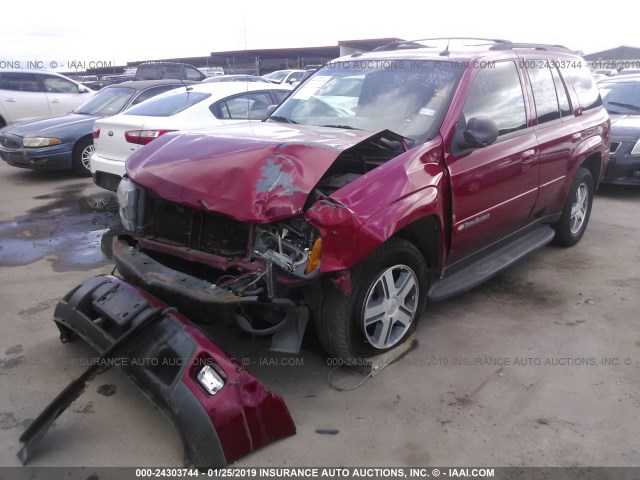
[373,37,510,52]
[489,42,577,54]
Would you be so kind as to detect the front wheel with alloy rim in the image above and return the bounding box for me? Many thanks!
[72,137,94,177]
[316,237,428,362]
[553,167,594,247]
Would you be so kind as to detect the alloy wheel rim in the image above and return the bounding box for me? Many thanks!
[81,145,95,170]
[570,183,588,234]
[362,264,419,349]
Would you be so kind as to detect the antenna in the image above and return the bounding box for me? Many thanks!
[440,38,451,57]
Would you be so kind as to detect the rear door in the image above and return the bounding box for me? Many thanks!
[446,60,540,263]
[523,59,579,215]
[0,72,50,124]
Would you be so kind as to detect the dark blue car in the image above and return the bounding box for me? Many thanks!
[0,80,195,177]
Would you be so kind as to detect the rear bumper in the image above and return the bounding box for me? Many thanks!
[90,152,126,177]
[52,274,295,467]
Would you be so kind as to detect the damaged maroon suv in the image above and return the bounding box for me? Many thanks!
[111,39,609,361]
[22,38,610,468]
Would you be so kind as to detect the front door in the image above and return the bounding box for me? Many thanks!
[446,60,539,263]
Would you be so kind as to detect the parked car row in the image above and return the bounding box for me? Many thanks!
[0,79,197,176]
[0,70,292,182]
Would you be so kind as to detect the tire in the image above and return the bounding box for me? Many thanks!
[316,237,428,362]
[0,117,6,129]
[72,137,94,177]
[553,167,593,247]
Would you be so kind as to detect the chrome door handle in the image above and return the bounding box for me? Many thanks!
[521,150,536,164]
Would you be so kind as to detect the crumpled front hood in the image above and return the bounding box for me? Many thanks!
[127,122,380,222]
[4,114,99,137]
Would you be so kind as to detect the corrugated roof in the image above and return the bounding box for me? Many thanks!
[584,46,640,60]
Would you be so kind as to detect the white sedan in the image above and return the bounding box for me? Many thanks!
[90,82,291,191]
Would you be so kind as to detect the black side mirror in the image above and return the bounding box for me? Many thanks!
[459,117,498,149]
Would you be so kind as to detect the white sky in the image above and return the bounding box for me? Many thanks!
[1,0,637,70]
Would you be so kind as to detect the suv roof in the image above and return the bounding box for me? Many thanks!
[372,37,576,54]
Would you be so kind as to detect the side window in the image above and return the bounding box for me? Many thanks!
[213,92,273,120]
[41,75,80,94]
[0,73,42,92]
[131,85,179,105]
[563,64,602,111]
[526,62,560,124]
[184,66,203,81]
[550,66,572,117]
[462,61,527,137]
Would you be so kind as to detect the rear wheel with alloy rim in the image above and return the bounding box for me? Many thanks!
[553,167,594,247]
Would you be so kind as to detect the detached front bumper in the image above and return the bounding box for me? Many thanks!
[44,274,295,467]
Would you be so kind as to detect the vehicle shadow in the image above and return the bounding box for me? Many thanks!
[3,168,91,186]
[596,183,640,199]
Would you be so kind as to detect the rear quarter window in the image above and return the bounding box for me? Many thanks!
[561,64,602,111]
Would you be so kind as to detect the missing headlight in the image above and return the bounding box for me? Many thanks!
[252,219,321,278]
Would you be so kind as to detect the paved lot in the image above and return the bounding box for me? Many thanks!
[0,160,639,469]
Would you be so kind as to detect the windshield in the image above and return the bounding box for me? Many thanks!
[268,59,462,142]
[123,90,211,117]
[599,82,640,114]
[73,87,136,115]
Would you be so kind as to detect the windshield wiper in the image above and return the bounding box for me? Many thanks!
[320,124,361,130]
[269,115,298,124]
[608,101,640,112]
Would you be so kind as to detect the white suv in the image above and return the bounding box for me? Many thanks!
[0,70,94,128]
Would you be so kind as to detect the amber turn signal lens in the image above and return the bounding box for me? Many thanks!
[305,238,322,274]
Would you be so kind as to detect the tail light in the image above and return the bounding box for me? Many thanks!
[92,127,100,139]
[124,129,176,145]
